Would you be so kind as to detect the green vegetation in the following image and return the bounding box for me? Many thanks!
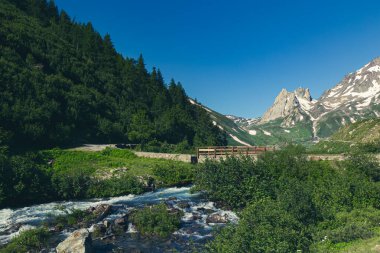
[152,163,194,187]
[309,118,380,154]
[200,105,256,146]
[247,118,314,146]
[0,228,50,253]
[0,0,226,153]
[313,227,380,253]
[330,118,380,143]
[130,203,182,238]
[194,146,380,252]
[47,208,97,230]
[0,148,195,208]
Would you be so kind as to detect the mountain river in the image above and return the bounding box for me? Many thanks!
[0,187,238,252]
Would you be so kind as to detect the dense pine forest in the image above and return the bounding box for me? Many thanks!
[0,0,226,152]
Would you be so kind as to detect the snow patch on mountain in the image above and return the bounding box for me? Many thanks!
[228,133,251,146]
[263,130,272,136]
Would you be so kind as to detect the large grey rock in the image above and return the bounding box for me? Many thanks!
[56,228,92,253]
[88,204,111,222]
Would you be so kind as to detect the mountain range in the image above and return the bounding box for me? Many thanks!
[199,57,380,146]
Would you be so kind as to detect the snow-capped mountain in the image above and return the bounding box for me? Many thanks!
[251,57,380,139]
[314,58,380,116]
[310,58,380,137]
[193,57,380,145]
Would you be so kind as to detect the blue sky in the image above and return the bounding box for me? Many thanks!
[55,0,380,118]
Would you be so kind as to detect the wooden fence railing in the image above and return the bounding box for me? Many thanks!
[197,146,275,159]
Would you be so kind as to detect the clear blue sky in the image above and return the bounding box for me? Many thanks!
[55,0,380,118]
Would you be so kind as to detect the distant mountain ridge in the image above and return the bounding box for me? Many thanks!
[202,57,380,145]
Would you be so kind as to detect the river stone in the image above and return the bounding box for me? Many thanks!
[197,207,214,214]
[176,201,191,209]
[114,217,126,226]
[206,213,228,223]
[103,220,111,228]
[56,228,92,253]
[92,204,112,222]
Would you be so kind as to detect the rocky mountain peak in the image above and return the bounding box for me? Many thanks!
[260,87,312,124]
[295,87,312,101]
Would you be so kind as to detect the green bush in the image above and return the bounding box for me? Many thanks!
[0,151,54,208]
[130,203,182,238]
[153,163,194,187]
[51,169,90,199]
[51,208,95,228]
[346,152,380,182]
[0,228,50,253]
[86,175,144,197]
[311,208,380,251]
[206,198,308,253]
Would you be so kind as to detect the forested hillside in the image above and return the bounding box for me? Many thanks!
[0,0,226,152]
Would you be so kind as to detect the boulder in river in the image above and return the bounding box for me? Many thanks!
[90,204,112,222]
[56,228,92,253]
[114,217,127,226]
[176,201,191,209]
[206,213,228,223]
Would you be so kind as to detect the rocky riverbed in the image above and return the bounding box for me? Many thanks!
[0,187,238,252]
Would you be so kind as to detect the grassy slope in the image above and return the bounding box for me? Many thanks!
[331,118,380,143]
[317,104,380,138]
[245,118,314,146]
[309,118,380,154]
[315,228,380,253]
[201,102,314,146]
[197,103,257,146]
[43,148,193,179]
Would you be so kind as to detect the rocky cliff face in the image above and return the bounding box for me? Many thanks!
[260,87,313,126]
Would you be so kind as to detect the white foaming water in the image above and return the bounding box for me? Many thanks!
[0,187,195,244]
[0,186,239,248]
[126,223,138,233]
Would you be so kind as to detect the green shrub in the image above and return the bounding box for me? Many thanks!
[50,208,95,228]
[206,199,308,253]
[316,208,380,243]
[130,203,182,238]
[152,163,194,187]
[346,152,380,182]
[86,175,144,197]
[51,169,90,199]
[0,151,54,208]
[0,228,50,253]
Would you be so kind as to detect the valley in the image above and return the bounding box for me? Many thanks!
[0,0,380,252]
